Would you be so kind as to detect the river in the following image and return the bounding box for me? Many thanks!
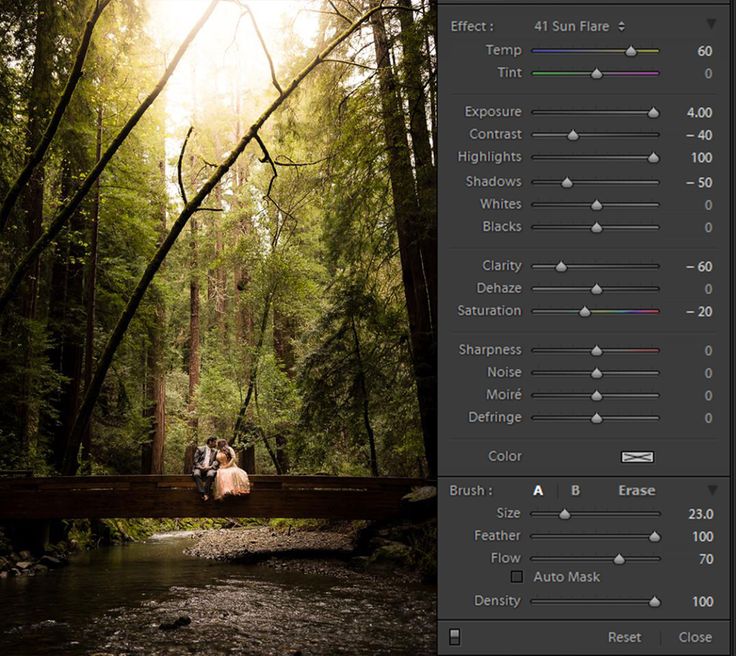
[0,533,436,655]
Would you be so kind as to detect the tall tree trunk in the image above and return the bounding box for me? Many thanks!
[420,0,437,163]
[273,306,296,376]
[48,155,87,472]
[273,305,296,473]
[371,8,437,477]
[232,290,273,441]
[16,0,54,453]
[146,157,168,474]
[81,106,103,473]
[146,311,166,473]
[396,0,437,238]
[351,316,379,476]
[215,198,226,330]
[206,183,225,333]
[188,212,200,438]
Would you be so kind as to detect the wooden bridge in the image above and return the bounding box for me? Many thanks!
[0,475,433,520]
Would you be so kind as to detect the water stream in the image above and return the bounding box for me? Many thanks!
[0,533,436,655]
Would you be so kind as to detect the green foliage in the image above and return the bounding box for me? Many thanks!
[0,0,433,480]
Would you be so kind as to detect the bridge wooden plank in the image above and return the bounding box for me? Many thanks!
[0,475,431,520]
[0,475,426,491]
[0,489,412,520]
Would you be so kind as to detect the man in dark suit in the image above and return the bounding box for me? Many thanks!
[192,436,220,501]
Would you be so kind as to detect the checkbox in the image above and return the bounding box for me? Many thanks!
[449,628,461,646]
[510,570,524,583]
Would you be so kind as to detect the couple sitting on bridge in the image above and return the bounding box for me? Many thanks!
[192,437,251,502]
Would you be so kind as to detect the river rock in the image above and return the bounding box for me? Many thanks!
[18,550,32,561]
[159,615,191,630]
[15,560,33,570]
[40,555,65,569]
[368,541,413,568]
[33,563,49,574]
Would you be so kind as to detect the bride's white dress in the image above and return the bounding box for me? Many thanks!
[213,449,251,500]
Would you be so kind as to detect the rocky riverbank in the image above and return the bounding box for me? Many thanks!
[184,515,437,584]
[0,544,69,578]
[185,526,355,561]
[184,485,437,582]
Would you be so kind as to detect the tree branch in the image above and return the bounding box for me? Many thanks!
[0,0,114,232]
[184,150,224,213]
[273,154,331,168]
[0,0,220,318]
[254,133,277,198]
[327,0,351,23]
[248,7,282,94]
[323,57,377,71]
[177,126,194,205]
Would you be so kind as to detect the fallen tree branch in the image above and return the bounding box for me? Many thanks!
[0,0,219,318]
[62,1,392,474]
[0,0,114,232]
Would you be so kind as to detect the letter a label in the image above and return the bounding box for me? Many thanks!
[532,484,544,496]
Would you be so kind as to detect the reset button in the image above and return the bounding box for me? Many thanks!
[608,631,644,644]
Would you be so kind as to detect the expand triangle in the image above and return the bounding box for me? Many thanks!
[708,484,718,495]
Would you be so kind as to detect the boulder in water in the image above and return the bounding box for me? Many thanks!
[159,615,191,631]
[39,554,65,569]
[368,541,413,568]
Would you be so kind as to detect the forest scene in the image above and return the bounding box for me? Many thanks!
[0,0,437,481]
[0,2,437,653]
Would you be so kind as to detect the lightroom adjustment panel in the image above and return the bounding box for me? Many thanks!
[438,1,734,653]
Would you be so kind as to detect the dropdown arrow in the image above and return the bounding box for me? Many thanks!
[707,18,716,29]
[708,485,718,495]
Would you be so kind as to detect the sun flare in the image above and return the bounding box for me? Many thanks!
[146,0,319,200]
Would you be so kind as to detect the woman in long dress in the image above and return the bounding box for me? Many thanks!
[212,439,251,500]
